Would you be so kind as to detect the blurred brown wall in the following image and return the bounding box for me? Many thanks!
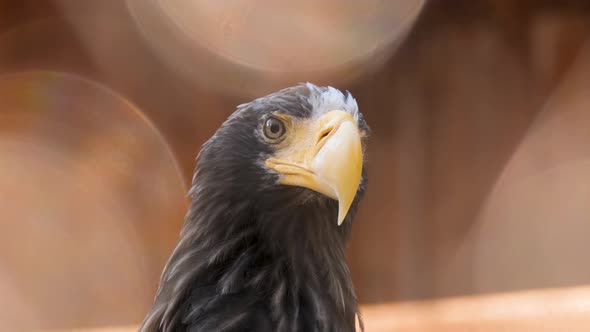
[349,0,590,302]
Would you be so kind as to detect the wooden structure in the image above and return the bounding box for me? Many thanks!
[50,286,590,331]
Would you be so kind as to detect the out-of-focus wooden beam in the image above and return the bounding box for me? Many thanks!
[361,285,590,331]
[48,285,590,332]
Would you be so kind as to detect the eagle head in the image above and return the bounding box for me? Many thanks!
[141,83,370,332]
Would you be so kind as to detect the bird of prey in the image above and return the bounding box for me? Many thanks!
[140,83,370,332]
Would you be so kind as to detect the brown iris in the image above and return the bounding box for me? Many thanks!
[263,116,286,141]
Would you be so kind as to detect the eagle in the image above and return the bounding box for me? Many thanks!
[140,83,370,332]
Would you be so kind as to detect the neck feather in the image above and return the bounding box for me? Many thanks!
[147,181,359,331]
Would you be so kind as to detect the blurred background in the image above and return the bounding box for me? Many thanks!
[1,0,590,330]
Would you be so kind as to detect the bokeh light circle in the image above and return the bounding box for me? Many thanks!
[0,71,186,330]
[126,0,425,96]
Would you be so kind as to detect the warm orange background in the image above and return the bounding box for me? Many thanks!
[1,1,590,331]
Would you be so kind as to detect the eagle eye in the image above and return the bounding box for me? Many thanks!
[263,116,286,141]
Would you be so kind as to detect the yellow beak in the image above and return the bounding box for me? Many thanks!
[265,110,363,225]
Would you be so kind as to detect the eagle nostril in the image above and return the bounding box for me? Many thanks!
[318,127,333,143]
